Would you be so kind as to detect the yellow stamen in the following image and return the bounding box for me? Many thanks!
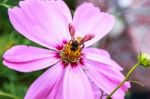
[61,38,83,63]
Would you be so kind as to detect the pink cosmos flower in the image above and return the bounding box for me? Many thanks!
[3,0,130,99]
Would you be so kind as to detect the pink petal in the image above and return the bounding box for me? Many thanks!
[47,68,65,99]
[63,65,94,99]
[24,62,63,99]
[83,47,110,58]
[8,0,72,49]
[47,79,64,99]
[85,59,129,85]
[3,45,59,72]
[83,48,123,70]
[88,60,124,80]
[85,62,130,99]
[73,3,114,47]
[89,78,102,99]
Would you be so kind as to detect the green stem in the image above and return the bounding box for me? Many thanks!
[0,3,11,8]
[107,62,140,99]
[0,91,20,99]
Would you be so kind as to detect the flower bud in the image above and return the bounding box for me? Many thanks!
[138,53,150,68]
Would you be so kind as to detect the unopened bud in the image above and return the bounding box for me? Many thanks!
[138,53,150,68]
[80,34,95,44]
[69,23,75,40]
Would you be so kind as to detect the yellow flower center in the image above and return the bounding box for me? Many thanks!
[60,37,84,63]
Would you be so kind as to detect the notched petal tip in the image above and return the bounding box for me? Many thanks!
[78,2,98,10]
[73,1,115,47]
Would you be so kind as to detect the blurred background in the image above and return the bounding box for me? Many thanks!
[0,0,150,99]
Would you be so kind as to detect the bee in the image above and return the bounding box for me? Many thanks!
[70,40,84,51]
[71,41,79,51]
